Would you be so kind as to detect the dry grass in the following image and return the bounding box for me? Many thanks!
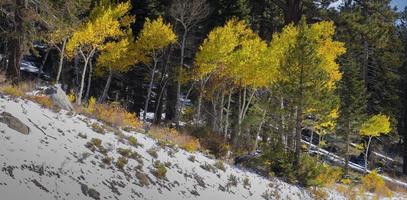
[0,81,33,97]
[83,98,142,129]
[30,95,54,109]
[148,127,201,152]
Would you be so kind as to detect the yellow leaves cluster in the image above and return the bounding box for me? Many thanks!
[66,2,132,57]
[195,17,344,92]
[269,19,346,91]
[360,114,391,137]
[315,108,339,135]
[84,98,141,128]
[136,17,177,57]
[148,127,201,152]
[361,170,393,198]
[195,19,274,88]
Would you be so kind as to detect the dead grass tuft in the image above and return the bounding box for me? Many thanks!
[148,127,201,152]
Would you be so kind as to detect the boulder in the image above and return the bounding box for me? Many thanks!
[46,84,73,111]
[0,112,30,135]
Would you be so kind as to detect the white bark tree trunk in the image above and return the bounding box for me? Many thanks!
[143,57,158,121]
[56,38,67,83]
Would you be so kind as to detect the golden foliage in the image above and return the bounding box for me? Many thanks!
[84,101,141,129]
[314,164,343,187]
[135,16,177,57]
[67,91,76,103]
[31,96,54,109]
[361,170,393,198]
[195,18,274,88]
[0,85,25,97]
[270,18,346,90]
[85,97,97,114]
[66,2,132,57]
[360,114,391,137]
[148,127,201,152]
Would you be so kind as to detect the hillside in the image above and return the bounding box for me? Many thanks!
[0,94,338,200]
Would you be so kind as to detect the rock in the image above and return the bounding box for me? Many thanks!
[0,112,30,135]
[47,84,73,111]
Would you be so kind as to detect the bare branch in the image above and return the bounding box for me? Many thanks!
[169,0,210,31]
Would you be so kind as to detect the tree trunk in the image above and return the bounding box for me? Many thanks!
[85,59,93,101]
[344,119,351,175]
[403,142,407,174]
[144,58,158,122]
[287,108,295,151]
[37,47,50,84]
[254,109,267,152]
[174,28,188,126]
[235,88,256,147]
[56,38,67,83]
[154,79,169,124]
[6,0,25,85]
[219,90,225,133]
[365,136,373,172]
[308,130,314,153]
[76,48,95,105]
[294,64,305,169]
[211,91,219,132]
[224,92,232,140]
[196,80,204,124]
[280,97,288,148]
[284,0,302,24]
[99,67,112,103]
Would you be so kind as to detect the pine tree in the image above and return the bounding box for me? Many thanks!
[269,17,345,168]
[337,58,367,175]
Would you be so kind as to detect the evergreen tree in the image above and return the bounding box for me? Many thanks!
[337,58,367,175]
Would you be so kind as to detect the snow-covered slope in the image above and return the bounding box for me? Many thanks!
[0,95,342,200]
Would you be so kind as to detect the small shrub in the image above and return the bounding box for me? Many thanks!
[296,154,342,187]
[243,177,251,189]
[117,148,132,157]
[31,96,53,108]
[93,103,141,128]
[336,184,357,200]
[311,188,328,200]
[361,170,392,198]
[127,136,142,147]
[188,155,196,162]
[102,156,113,165]
[0,85,25,97]
[116,157,128,170]
[152,161,167,179]
[164,161,172,168]
[227,174,238,187]
[114,130,126,139]
[85,138,108,155]
[89,138,102,147]
[85,97,97,114]
[264,148,296,183]
[147,147,158,159]
[200,162,216,173]
[67,91,76,103]
[313,164,343,187]
[136,172,150,186]
[78,133,87,139]
[148,127,201,152]
[199,133,229,158]
[91,123,105,134]
[214,160,226,172]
